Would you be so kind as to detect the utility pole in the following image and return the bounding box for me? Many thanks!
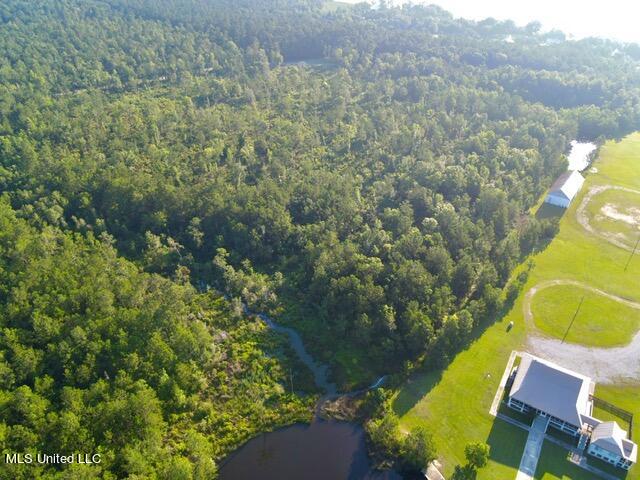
[624,235,640,272]
[562,295,584,343]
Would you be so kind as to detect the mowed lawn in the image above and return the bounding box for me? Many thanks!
[531,284,640,347]
[393,133,640,480]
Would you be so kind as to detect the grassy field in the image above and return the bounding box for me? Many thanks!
[393,133,640,479]
[584,187,640,249]
[531,284,640,347]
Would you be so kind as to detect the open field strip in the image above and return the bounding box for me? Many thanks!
[394,133,640,480]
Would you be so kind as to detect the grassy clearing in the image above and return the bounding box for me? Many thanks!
[393,133,640,479]
[531,284,640,347]
[585,188,640,248]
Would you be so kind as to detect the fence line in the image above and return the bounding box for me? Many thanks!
[590,395,634,440]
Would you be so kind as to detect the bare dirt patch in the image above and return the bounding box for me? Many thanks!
[600,203,640,226]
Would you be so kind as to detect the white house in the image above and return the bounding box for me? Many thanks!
[545,170,585,208]
[507,353,637,471]
[588,421,638,470]
[507,353,594,437]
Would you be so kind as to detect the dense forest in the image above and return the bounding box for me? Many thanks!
[1,0,640,477]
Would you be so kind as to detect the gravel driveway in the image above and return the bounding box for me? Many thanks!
[523,280,640,383]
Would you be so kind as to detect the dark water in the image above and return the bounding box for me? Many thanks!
[219,419,402,480]
[219,312,400,480]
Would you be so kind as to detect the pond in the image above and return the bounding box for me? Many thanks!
[567,140,596,171]
[219,419,403,480]
[218,312,403,480]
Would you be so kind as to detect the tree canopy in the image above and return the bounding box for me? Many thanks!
[0,198,313,479]
[1,0,639,476]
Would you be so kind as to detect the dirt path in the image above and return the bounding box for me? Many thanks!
[576,184,640,252]
[523,280,640,383]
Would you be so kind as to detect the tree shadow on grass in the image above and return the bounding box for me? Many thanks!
[585,456,629,480]
[390,253,538,418]
[392,370,442,417]
[534,441,628,480]
[535,203,565,220]
[392,296,522,418]
[484,418,528,471]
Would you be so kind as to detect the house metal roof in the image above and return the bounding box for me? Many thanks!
[548,170,585,201]
[591,421,638,463]
[509,353,593,428]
